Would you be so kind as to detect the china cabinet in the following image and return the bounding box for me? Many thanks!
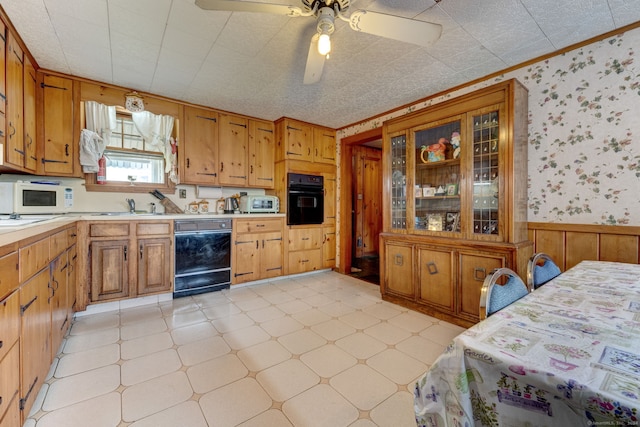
[380,79,533,327]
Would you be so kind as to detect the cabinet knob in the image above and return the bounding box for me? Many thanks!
[394,254,403,266]
[473,267,487,281]
[427,261,438,275]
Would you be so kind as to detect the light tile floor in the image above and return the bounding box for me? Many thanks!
[23,271,465,427]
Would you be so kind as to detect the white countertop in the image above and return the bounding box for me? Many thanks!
[0,212,286,246]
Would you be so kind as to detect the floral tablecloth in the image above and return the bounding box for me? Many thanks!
[414,261,640,426]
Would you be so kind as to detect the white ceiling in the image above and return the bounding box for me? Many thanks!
[2,0,639,129]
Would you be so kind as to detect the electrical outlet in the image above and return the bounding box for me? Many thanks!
[179,189,187,199]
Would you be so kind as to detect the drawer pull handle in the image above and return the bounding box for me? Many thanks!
[474,267,487,281]
[0,340,3,349]
[256,224,265,227]
[301,237,310,241]
[394,254,403,266]
[427,261,438,275]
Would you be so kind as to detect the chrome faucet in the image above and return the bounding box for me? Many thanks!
[126,198,135,213]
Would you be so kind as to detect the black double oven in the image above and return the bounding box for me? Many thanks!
[287,173,324,226]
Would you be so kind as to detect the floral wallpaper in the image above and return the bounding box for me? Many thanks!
[338,27,640,226]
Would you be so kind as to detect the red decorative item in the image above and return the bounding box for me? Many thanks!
[97,156,106,184]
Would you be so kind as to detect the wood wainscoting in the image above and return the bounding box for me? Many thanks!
[528,222,640,270]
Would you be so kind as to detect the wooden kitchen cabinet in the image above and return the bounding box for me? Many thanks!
[287,226,323,274]
[380,80,533,327]
[322,226,336,269]
[323,172,336,225]
[5,31,25,171]
[248,119,275,189]
[40,74,75,176]
[182,106,219,185]
[50,250,69,357]
[276,118,313,162]
[23,56,37,172]
[313,127,336,164]
[232,218,283,284]
[88,220,172,303]
[136,220,172,295]
[20,267,51,419]
[383,241,413,298]
[218,113,248,186]
[0,247,20,425]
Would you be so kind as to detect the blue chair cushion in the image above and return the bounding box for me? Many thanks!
[534,260,561,288]
[488,276,528,315]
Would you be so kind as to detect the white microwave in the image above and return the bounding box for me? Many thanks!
[239,195,279,214]
[0,181,74,214]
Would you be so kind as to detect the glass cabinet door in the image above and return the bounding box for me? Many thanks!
[390,134,407,230]
[471,109,500,236]
[413,120,462,234]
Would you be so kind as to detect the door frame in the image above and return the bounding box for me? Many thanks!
[338,127,383,275]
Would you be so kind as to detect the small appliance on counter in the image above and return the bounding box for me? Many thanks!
[0,181,73,214]
[239,195,279,214]
[224,196,239,214]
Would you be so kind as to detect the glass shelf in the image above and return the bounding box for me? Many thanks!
[472,111,500,235]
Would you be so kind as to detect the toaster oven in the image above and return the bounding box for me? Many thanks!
[239,195,279,214]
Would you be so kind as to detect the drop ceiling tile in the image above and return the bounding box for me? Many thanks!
[43,0,108,26]
[65,50,113,82]
[608,0,640,26]
[48,13,111,54]
[108,0,172,45]
[168,0,230,39]
[367,0,440,18]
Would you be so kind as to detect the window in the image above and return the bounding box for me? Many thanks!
[105,115,165,184]
[84,109,177,194]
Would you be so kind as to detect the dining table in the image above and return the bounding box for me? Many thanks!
[414,260,640,426]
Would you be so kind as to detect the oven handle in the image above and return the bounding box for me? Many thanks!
[287,189,323,194]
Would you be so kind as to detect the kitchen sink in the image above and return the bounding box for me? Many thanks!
[92,212,164,216]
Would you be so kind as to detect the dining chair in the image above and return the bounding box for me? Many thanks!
[479,267,529,320]
[526,252,562,292]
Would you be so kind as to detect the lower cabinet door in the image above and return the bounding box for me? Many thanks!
[458,252,505,320]
[288,249,322,275]
[137,237,172,295]
[261,232,283,279]
[417,246,455,311]
[90,240,129,302]
[384,242,413,298]
[233,237,259,284]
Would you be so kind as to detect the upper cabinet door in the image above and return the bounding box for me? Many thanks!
[5,32,24,170]
[23,56,37,172]
[248,119,275,188]
[41,75,74,176]
[283,120,313,162]
[182,106,219,185]
[218,114,248,186]
[313,128,336,164]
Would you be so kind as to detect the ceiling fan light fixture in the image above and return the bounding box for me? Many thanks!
[318,33,331,55]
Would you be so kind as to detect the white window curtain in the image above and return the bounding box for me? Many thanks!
[131,112,177,183]
[85,101,116,140]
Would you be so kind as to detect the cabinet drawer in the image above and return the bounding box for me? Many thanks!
[90,222,130,237]
[288,249,322,275]
[137,222,171,236]
[0,340,20,422]
[0,252,18,298]
[19,237,50,282]
[235,218,282,234]
[288,227,322,251]
[50,228,68,259]
[0,290,20,362]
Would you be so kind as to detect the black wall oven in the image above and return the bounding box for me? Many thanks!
[174,219,231,298]
[287,173,324,225]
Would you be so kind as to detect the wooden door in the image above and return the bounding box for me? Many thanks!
[284,120,312,162]
[248,119,275,188]
[384,242,413,297]
[354,146,382,258]
[313,128,336,164]
[261,232,283,279]
[50,252,69,357]
[233,236,259,284]
[458,252,504,320]
[323,172,336,225]
[67,244,78,316]
[23,56,37,172]
[218,114,248,186]
[41,75,74,175]
[90,240,129,302]
[5,32,24,169]
[20,268,51,417]
[417,247,454,311]
[0,20,6,117]
[137,237,171,295]
[182,106,218,184]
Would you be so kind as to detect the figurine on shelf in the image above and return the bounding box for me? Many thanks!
[421,138,448,163]
[451,131,461,159]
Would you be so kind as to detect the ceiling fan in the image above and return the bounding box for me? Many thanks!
[195,0,442,84]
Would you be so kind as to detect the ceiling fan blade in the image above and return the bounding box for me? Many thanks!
[303,34,326,85]
[348,10,442,47]
[195,0,303,16]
